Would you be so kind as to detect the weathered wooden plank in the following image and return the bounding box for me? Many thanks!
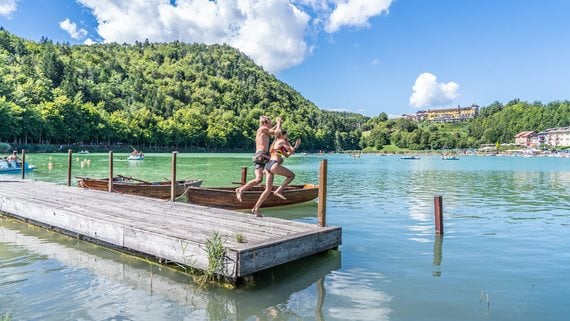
[0,178,342,279]
[236,227,342,276]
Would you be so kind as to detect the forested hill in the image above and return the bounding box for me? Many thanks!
[0,28,365,151]
[360,100,570,150]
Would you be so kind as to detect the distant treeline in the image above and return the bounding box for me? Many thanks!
[360,100,570,150]
[0,29,568,152]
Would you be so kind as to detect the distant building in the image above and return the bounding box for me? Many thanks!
[403,105,479,123]
[514,131,536,147]
[538,127,570,147]
[516,127,570,148]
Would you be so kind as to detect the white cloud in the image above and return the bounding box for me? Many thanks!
[83,38,96,45]
[0,0,18,17]
[59,18,88,39]
[76,0,394,73]
[325,0,392,33]
[409,73,460,108]
[77,0,310,72]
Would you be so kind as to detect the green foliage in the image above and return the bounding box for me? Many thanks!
[0,308,12,321]
[2,28,568,151]
[361,101,570,150]
[235,232,247,243]
[205,231,225,282]
[194,231,229,287]
[0,29,362,151]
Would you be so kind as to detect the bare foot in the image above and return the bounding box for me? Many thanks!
[273,188,287,200]
[236,188,243,202]
[251,209,263,217]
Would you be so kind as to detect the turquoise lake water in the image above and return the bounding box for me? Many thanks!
[1,153,569,320]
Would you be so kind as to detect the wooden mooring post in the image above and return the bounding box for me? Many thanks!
[20,149,26,179]
[241,166,248,184]
[318,159,328,227]
[67,149,73,186]
[170,151,177,202]
[108,151,113,192]
[434,195,444,234]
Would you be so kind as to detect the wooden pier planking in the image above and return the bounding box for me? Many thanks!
[0,178,341,279]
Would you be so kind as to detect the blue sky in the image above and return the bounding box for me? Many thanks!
[1,0,569,118]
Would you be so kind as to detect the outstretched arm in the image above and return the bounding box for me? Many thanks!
[268,117,282,136]
[283,138,301,157]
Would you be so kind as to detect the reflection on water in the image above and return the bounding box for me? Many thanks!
[0,218,343,321]
[432,235,443,277]
[2,154,570,320]
[325,270,392,321]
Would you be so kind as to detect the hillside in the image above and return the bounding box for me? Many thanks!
[0,28,366,151]
[361,100,570,150]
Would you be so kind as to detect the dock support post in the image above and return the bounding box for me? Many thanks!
[171,151,177,202]
[67,149,72,186]
[21,149,26,179]
[108,151,113,192]
[241,166,247,185]
[318,159,328,227]
[434,195,443,234]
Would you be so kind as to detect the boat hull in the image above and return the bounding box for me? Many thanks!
[0,161,35,174]
[186,184,319,209]
[76,177,202,199]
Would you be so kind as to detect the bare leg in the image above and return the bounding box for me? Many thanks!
[252,171,274,217]
[271,165,295,199]
[236,167,263,202]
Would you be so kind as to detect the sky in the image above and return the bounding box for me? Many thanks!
[1,0,569,118]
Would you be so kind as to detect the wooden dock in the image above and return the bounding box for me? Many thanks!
[0,219,340,318]
[0,178,341,280]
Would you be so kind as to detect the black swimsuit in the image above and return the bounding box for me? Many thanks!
[264,159,278,173]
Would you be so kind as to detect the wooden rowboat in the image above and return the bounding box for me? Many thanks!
[186,184,319,209]
[76,176,202,199]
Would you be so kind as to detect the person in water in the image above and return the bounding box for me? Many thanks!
[235,116,282,202]
[251,129,301,217]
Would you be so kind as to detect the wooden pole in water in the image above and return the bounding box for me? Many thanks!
[318,159,328,227]
[434,195,444,234]
[170,151,177,202]
[20,149,26,179]
[108,151,113,193]
[241,166,247,184]
[67,149,72,186]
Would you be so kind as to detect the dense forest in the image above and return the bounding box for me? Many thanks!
[0,29,568,152]
[0,28,364,152]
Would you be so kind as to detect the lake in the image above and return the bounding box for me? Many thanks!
[1,153,569,321]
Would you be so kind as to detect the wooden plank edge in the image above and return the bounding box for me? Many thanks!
[235,226,342,277]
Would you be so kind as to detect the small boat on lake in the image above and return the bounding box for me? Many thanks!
[186,184,319,209]
[441,155,459,160]
[127,154,144,160]
[400,155,421,160]
[0,159,35,174]
[76,175,202,199]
